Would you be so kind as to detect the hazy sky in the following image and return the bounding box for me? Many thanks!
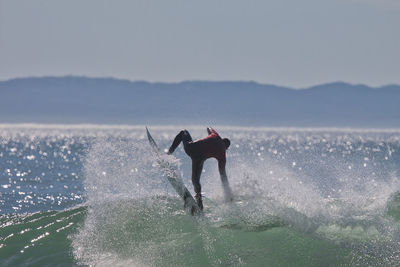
[0,0,399,87]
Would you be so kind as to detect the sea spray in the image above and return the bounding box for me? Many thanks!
[1,126,400,266]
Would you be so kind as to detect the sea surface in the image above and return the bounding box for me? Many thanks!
[1,125,400,266]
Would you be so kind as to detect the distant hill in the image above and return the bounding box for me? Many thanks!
[0,76,399,127]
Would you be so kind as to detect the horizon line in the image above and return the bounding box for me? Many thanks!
[1,123,400,133]
[1,75,399,90]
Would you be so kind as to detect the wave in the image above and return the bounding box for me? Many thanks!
[71,196,349,266]
[2,128,400,266]
[71,134,400,266]
[1,194,400,267]
[0,206,86,267]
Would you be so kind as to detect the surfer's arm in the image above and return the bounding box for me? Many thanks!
[218,159,228,184]
[168,130,193,154]
[218,158,233,202]
[168,133,181,154]
[207,127,218,136]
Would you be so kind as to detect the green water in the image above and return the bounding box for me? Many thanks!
[2,126,400,266]
[2,195,400,266]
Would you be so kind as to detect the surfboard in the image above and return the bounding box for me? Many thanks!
[146,127,202,215]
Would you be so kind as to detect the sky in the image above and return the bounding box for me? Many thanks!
[0,0,399,88]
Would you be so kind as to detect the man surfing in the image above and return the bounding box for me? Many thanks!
[167,127,233,210]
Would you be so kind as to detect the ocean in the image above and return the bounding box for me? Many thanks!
[1,125,400,266]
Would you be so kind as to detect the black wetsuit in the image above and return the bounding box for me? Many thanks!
[168,128,233,210]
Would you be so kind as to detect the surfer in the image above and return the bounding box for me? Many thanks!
[167,127,233,210]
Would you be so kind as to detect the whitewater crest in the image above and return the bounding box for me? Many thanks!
[70,128,400,266]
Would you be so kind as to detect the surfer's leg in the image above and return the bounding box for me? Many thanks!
[192,159,204,210]
[168,130,192,154]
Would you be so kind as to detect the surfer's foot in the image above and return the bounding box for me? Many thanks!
[195,194,204,210]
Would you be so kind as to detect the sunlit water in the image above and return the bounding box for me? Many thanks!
[1,125,400,266]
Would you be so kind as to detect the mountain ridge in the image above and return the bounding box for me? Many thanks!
[0,76,399,127]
